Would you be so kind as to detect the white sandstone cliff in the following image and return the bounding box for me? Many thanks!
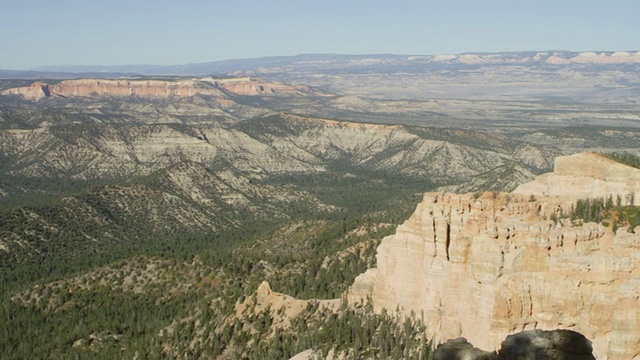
[513,152,640,201]
[348,152,640,359]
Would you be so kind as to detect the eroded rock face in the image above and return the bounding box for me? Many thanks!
[348,153,640,359]
[0,77,307,100]
[208,76,312,96]
[514,152,640,202]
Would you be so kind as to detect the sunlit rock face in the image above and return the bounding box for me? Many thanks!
[513,152,640,201]
[349,153,640,359]
[0,77,307,100]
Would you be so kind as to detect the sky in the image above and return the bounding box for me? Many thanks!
[1,0,639,70]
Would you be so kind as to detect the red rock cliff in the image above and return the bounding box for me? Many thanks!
[0,77,307,100]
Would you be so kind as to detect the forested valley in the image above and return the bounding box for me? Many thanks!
[2,77,640,358]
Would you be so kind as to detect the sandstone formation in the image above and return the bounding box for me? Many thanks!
[0,77,308,100]
[239,281,340,318]
[348,152,640,359]
[514,152,640,202]
[203,76,313,96]
[237,281,318,322]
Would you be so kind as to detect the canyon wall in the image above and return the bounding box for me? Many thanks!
[349,153,640,359]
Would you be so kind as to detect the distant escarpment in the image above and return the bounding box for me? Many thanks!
[0,76,312,100]
[349,152,640,359]
[412,50,640,65]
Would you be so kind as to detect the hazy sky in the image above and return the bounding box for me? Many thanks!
[1,0,638,69]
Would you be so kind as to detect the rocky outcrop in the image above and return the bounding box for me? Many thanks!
[546,51,640,65]
[498,329,595,360]
[434,338,496,360]
[514,152,640,202]
[434,329,594,360]
[348,152,640,359]
[1,82,52,99]
[203,76,312,96]
[0,77,307,100]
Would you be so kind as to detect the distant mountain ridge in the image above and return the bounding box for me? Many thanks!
[0,77,317,100]
[2,51,639,79]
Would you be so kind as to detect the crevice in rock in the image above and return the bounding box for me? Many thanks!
[445,222,451,261]
[40,84,51,97]
[433,217,437,243]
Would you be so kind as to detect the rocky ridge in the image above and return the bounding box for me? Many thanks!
[0,77,310,101]
[513,152,640,201]
[0,114,554,182]
[348,152,640,359]
[23,51,640,77]
[416,50,640,65]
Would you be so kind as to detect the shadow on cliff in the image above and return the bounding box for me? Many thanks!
[434,329,595,360]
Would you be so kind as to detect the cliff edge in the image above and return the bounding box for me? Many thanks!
[0,77,311,100]
[513,152,640,201]
[348,152,640,359]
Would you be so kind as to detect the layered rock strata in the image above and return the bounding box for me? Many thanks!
[514,152,640,201]
[349,153,640,359]
[0,77,308,100]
